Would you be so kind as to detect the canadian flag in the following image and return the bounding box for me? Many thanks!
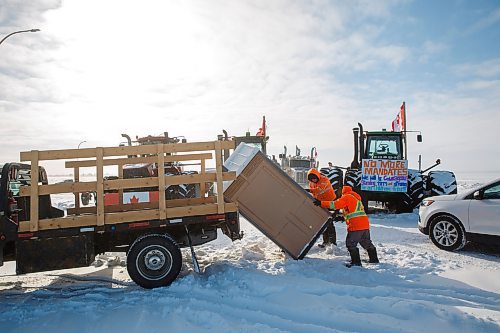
[392,102,406,132]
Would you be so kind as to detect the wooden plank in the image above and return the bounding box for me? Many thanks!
[19,181,97,196]
[214,141,224,214]
[66,196,218,215]
[96,148,104,226]
[200,159,206,197]
[29,151,39,232]
[19,214,100,232]
[19,202,238,232]
[118,165,123,206]
[74,167,80,215]
[20,141,234,161]
[157,145,166,220]
[65,152,213,168]
[18,172,237,196]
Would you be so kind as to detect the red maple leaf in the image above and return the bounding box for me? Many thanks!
[129,195,140,204]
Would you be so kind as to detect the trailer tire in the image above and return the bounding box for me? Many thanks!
[320,167,343,198]
[127,233,182,289]
[427,171,458,196]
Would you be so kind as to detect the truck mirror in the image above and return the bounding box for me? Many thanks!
[417,134,422,142]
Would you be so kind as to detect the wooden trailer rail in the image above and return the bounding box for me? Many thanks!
[18,140,237,233]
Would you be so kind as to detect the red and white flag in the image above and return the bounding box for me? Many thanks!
[391,102,406,132]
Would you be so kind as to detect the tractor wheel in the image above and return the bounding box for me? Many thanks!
[127,233,182,289]
[344,169,369,211]
[182,171,199,198]
[427,171,458,197]
[407,169,425,208]
[320,167,343,198]
[344,169,361,190]
[81,192,91,206]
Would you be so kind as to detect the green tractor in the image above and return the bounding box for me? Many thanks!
[322,123,457,213]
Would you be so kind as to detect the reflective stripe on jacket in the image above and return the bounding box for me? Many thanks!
[307,168,336,201]
[321,185,369,231]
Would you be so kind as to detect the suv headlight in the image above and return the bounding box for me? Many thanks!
[420,199,434,207]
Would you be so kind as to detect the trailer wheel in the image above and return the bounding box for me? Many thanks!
[320,167,343,198]
[427,171,458,196]
[429,215,466,251]
[127,234,182,289]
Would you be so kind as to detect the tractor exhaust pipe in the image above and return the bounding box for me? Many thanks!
[351,126,360,169]
[358,123,364,164]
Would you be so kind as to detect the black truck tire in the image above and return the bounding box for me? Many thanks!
[427,171,458,196]
[127,233,182,289]
[407,169,425,208]
[320,167,343,198]
[344,169,369,212]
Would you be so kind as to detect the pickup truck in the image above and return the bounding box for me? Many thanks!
[0,140,241,289]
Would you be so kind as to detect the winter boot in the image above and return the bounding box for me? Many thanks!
[367,248,379,263]
[345,248,362,268]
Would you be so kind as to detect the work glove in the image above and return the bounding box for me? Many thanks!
[313,199,321,206]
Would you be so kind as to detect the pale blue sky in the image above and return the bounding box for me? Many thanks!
[1,0,499,177]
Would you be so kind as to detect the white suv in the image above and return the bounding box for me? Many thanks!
[418,178,500,251]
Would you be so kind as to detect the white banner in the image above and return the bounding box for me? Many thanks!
[361,159,408,192]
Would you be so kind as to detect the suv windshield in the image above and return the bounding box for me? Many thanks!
[366,136,403,160]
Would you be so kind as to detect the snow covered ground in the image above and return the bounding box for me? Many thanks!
[0,180,499,333]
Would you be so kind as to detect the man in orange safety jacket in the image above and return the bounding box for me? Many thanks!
[314,185,379,267]
[307,168,337,247]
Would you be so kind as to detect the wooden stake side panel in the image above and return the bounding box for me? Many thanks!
[18,172,237,196]
[18,203,238,232]
[18,140,236,232]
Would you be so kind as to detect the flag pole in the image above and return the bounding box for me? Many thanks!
[403,101,407,160]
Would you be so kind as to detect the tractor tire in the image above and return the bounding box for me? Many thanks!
[182,171,199,198]
[344,169,369,212]
[127,233,182,289]
[164,172,187,199]
[427,171,458,197]
[344,169,361,190]
[320,167,343,198]
[81,192,91,206]
[407,169,425,208]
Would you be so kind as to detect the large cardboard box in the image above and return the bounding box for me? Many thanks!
[224,145,331,259]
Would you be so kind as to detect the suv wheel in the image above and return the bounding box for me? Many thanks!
[429,215,466,251]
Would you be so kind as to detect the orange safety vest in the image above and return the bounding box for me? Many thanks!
[307,169,336,201]
[321,186,369,231]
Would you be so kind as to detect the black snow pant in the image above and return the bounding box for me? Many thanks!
[345,229,375,251]
[322,218,337,245]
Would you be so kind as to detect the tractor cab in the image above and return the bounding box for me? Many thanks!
[364,131,404,160]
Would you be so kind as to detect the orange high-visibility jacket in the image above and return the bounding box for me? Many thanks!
[321,185,369,231]
[307,168,336,201]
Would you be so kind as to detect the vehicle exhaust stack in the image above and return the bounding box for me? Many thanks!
[351,126,360,169]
